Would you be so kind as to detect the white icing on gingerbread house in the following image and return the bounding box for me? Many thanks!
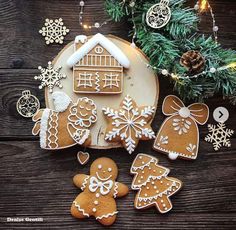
[67,33,130,94]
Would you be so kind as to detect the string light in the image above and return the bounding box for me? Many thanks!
[194,0,219,42]
[78,0,111,29]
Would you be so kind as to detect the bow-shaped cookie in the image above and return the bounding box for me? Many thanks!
[153,95,209,160]
[89,177,113,195]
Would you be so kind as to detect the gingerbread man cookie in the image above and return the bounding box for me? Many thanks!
[153,95,209,160]
[32,92,97,149]
[71,157,129,226]
[102,95,156,154]
[131,154,182,213]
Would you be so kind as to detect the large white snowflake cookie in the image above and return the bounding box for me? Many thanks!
[102,95,156,154]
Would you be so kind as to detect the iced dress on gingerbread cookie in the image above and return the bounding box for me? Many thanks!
[153,95,209,160]
[71,157,129,226]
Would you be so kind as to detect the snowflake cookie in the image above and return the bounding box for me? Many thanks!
[39,18,69,45]
[153,95,209,160]
[71,157,129,226]
[34,61,67,93]
[32,92,97,150]
[102,95,156,154]
[205,123,234,151]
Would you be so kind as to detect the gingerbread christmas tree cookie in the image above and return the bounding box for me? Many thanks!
[71,157,129,226]
[32,92,97,149]
[102,95,156,154]
[153,95,209,160]
[131,154,182,213]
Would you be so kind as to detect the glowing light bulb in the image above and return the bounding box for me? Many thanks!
[227,62,236,69]
[200,0,208,12]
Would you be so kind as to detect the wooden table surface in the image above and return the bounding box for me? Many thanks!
[0,0,236,229]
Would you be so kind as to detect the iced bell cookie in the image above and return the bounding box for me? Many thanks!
[102,95,156,154]
[131,153,182,213]
[153,95,209,160]
[32,92,97,149]
[71,157,129,226]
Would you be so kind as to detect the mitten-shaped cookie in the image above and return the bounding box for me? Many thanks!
[32,92,97,149]
[71,157,129,226]
[131,154,182,213]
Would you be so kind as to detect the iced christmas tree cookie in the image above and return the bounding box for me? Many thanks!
[102,95,156,154]
[131,154,182,213]
[71,157,129,226]
[153,95,209,160]
[32,92,97,149]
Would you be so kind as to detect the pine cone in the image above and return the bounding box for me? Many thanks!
[180,50,205,74]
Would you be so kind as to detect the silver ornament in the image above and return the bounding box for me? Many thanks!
[146,0,171,29]
[16,90,40,118]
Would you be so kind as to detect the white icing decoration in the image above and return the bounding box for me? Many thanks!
[67,123,90,145]
[178,107,190,118]
[96,211,118,220]
[52,91,71,112]
[95,72,100,92]
[98,164,102,169]
[67,33,130,68]
[81,176,90,191]
[108,168,112,172]
[73,201,90,217]
[172,118,191,135]
[113,182,118,198]
[186,143,196,153]
[102,73,120,89]
[159,135,168,145]
[39,109,51,148]
[168,152,179,160]
[68,97,97,128]
[47,112,59,148]
[103,95,155,154]
[75,35,88,44]
[89,177,113,195]
[77,72,93,88]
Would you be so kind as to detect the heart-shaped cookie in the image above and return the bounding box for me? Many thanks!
[77,151,90,165]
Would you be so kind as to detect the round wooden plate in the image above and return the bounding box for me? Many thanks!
[45,35,159,149]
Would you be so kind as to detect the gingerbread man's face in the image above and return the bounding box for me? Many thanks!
[90,157,118,181]
[77,97,97,121]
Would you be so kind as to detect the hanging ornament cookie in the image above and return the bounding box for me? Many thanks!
[16,90,40,118]
[153,95,209,160]
[102,95,156,154]
[34,61,67,93]
[71,157,129,226]
[67,33,130,94]
[77,151,90,165]
[39,18,69,45]
[131,154,182,213]
[32,92,97,150]
[205,123,234,151]
[146,0,171,29]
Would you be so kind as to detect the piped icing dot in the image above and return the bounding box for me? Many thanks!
[96,193,100,198]
[142,171,145,174]
[142,161,145,164]
[153,170,156,172]
[141,176,143,179]
[108,167,112,172]
[164,207,168,211]
[163,204,166,207]
[139,156,142,159]
[154,186,157,189]
[161,200,164,203]
[138,180,141,183]
[151,181,155,185]
[94,200,98,205]
[98,164,102,169]
[147,187,149,190]
[92,208,97,212]
[144,193,147,197]
[160,181,163,184]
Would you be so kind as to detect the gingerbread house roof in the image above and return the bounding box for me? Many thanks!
[67,33,130,68]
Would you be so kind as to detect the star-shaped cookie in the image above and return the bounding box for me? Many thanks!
[102,95,156,154]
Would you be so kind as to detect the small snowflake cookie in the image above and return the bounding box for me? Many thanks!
[34,61,67,93]
[102,95,156,154]
[39,18,69,45]
[131,154,182,213]
[32,92,97,149]
[205,123,234,151]
[71,157,129,226]
[67,33,130,95]
[153,95,209,160]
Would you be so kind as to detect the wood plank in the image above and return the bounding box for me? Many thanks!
[0,141,235,229]
[0,0,236,69]
[0,70,236,140]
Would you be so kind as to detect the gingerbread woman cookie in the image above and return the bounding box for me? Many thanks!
[131,154,182,213]
[102,95,156,154]
[71,157,129,226]
[153,95,209,160]
[32,92,97,149]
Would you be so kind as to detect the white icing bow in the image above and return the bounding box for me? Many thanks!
[89,177,113,195]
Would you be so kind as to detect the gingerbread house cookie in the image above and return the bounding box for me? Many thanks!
[67,33,130,94]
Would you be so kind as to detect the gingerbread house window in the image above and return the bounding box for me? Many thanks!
[67,33,130,94]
